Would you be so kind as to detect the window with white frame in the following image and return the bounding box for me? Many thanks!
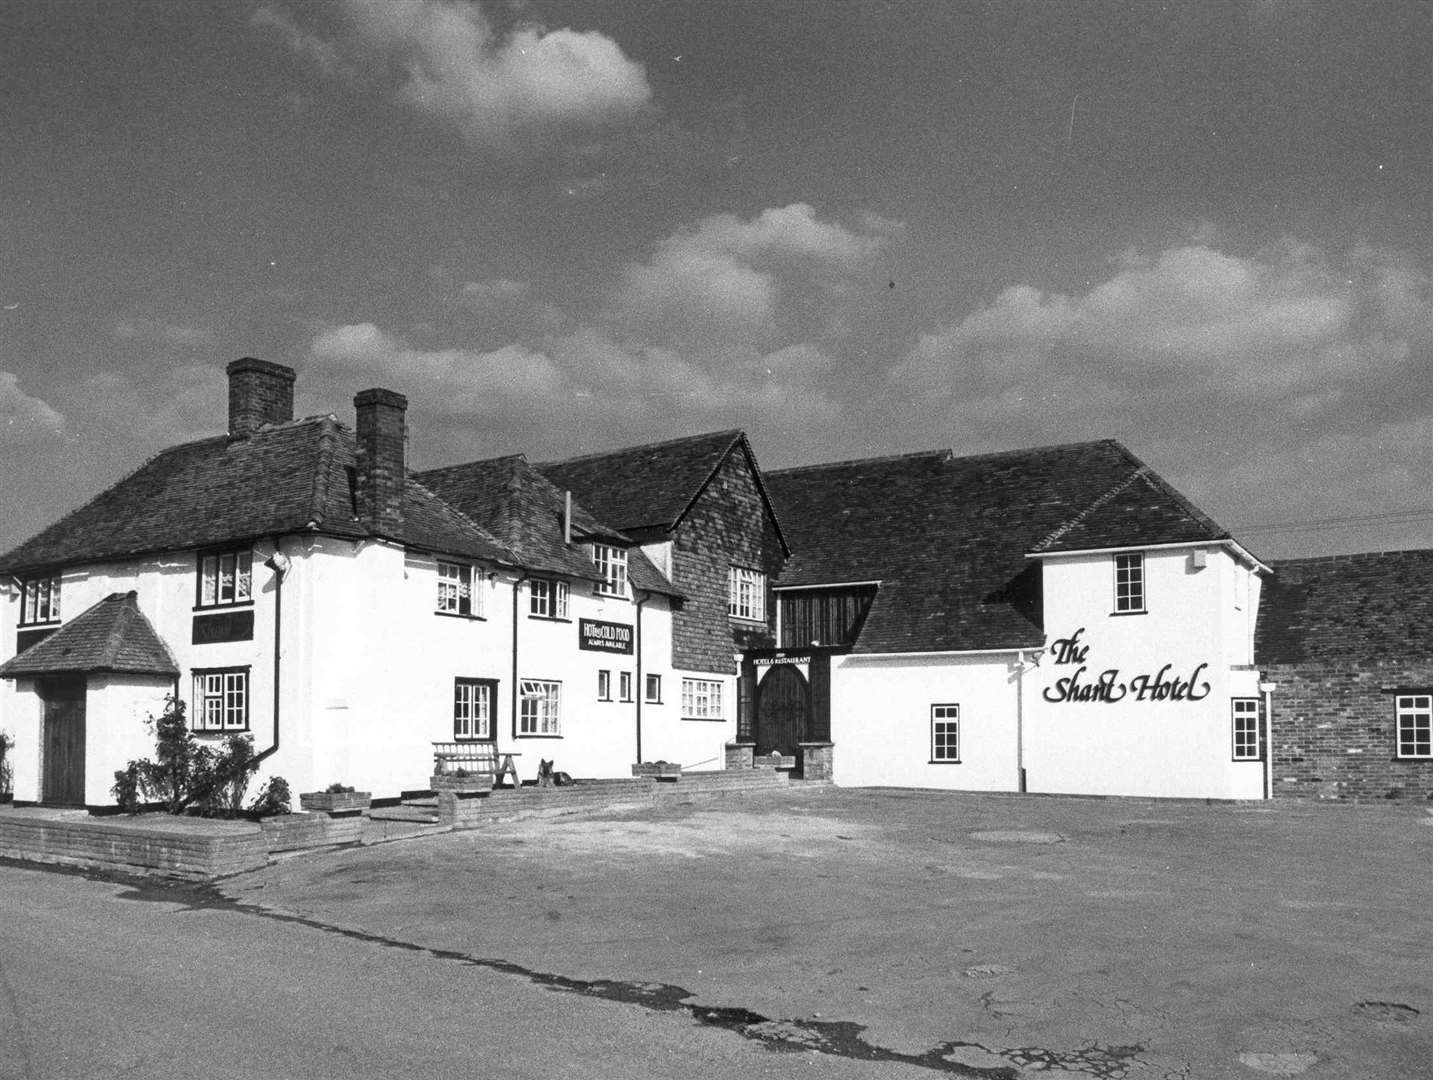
[529,578,569,619]
[454,678,494,740]
[591,544,628,598]
[519,679,561,736]
[193,668,249,732]
[1396,694,1432,759]
[597,669,612,701]
[198,549,252,608]
[437,561,482,617]
[20,574,61,625]
[931,703,960,762]
[728,566,766,622]
[1231,698,1260,761]
[645,674,662,703]
[619,671,633,702]
[681,678,724,721]
[1114,552,1145,613]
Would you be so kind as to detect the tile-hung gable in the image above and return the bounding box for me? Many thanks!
[765,440,1232,655]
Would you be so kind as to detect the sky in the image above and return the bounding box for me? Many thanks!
[2,0,1431,561]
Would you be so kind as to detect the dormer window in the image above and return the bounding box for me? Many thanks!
[198,550,252,608]
[1114,552,1145,614]
[728,566,766,622]
[437,561,482,618]
[20,574,61,626]
[591,544,628,598]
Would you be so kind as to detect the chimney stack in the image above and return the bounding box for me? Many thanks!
[353,388,407,534]
[226,358,296,439]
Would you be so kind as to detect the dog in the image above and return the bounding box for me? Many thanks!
[536,758,574,787]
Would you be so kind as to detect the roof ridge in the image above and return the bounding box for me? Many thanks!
[1270,546,1433,568]
[416,453,528,480]
[101,592,136,666]
[1031,467,1147,553]
[767,448,954,476]
[307,417,345,531]
[405,476,519,561]
[534,429,743,468]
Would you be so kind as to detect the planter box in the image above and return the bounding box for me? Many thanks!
[431,773,494,793]
[299,790,372,814]
[755,752,796,770]
[632,762,682,780]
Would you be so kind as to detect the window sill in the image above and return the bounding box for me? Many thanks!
[18,620,61,629]
[193,602,254,613]
[435,610,487,621]
[728,615,767,625]
[193,728,249,737]
[645,699,662,706]
[516,733,563,739]
[681,716,726,723]
[452,735,494,743]
[928,759,961,765]
[1394,754,1433,761]
[527,614,572,623]
[1109,609,1147,617]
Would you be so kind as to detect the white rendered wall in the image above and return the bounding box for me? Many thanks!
[829,653,1022,791]
[84,676,174,805]
[1026,547,1265,799]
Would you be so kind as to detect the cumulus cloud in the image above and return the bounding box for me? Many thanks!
[0,372,65,445]
[255,0,652,142]
[613,203,894,353]
[113,318,212,347]
[66,366,224,449]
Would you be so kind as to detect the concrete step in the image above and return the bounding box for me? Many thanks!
[367,802,439,822]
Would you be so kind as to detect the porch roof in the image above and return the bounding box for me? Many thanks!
[0,592,179,679]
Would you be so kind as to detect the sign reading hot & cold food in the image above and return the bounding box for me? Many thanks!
[1042,627,1210,704]
[578,618,634,654]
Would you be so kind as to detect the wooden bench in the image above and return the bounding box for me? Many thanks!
[431,743,520,788]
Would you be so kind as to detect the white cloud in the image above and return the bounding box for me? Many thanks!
[613,203,895,352]
[0,372,65,445]
[66,365,224,450]
[113,318,212,347]
[256,0,652,142]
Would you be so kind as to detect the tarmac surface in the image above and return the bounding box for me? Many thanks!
[215,787,1433,1079]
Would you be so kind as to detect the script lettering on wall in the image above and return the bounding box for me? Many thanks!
[578,618,634,655]
[1042,627,1210,705]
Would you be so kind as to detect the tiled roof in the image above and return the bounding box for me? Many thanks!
[0,417,514,575]
[416,456,681,597]
[766,439,1233,654]
[1256,549,1433,665]
[0,592,178,678]
[536,430,781,539]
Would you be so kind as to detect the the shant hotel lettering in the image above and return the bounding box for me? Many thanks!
[1042,627,1211,705]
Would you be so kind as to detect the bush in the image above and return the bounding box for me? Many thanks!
[324,782,355,794]
[0,730,12,796]
[112,763,143,814]
[249,776,291,817]
[112,696,264,817]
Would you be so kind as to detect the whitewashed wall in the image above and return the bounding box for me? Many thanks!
[829,652,1023,790]
[1025,546,1265,799]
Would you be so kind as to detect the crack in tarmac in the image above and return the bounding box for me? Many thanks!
[92,869,1152,1078]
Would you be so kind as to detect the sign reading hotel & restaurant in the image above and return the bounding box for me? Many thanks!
[578,618,634,654]
[1042,627,1210,704]
[754,653,812,667]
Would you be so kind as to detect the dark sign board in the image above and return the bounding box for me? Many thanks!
[579,618,633,654]
[192,609,255,645]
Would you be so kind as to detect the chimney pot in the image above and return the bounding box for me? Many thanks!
[226,357,296,439]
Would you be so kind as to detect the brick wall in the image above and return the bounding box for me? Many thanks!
[354,388,407,533]
[226,358,295,438]
[670,449,784,671]
[1265,660,1433,800]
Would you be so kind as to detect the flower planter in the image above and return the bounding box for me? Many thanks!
[632,761,682,781]
[431,773,494,794]
[298,790,372,814]
[756,752,796,770]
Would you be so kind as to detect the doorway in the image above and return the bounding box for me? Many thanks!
[754,665,809,756]
[40,678,86,806]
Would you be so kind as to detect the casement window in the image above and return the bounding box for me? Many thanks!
[529,578,569,619]
[519,679,562,736]
[1114,552,1145,613]
[1395,694,1432,759]
[437,561,482,617]
[645,674,662,703]
[193,668,249,732]
[198,549,252,608]
[454,678,494,740]
[1231,698,1261,761]
[619,671,633,702]
[728,566,766,622]
[931,703,960,763]
[19,575,61,626]
[681,678,724,721]
[597,669,612,701]
[591,544,628,598]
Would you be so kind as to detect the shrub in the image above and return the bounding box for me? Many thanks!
[115,696,264,817]
[324,782,355,794]
[0,730,12,796]
[249,776,291,817]
[112,763,143,814]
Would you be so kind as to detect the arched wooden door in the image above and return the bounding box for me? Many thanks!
[755,665,810,756]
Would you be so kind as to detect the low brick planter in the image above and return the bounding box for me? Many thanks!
[299,790,372,815]
[431,773,494,793]
[632,762,682,781]
[260,812,363,853]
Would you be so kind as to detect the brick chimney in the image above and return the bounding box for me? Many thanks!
[226,358,296,439]
[353,388,407,534]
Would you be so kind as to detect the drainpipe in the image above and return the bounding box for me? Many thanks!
[254,541,288,764]
[635,589,650,765]
[511,571,530,740]
[1015,650,1026,793]
[1259,680,1276,801]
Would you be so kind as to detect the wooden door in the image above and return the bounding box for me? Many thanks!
[755,665,809,756]
[41,679,86,806]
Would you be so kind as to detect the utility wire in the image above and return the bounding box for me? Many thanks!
[1232,506,1433,536]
